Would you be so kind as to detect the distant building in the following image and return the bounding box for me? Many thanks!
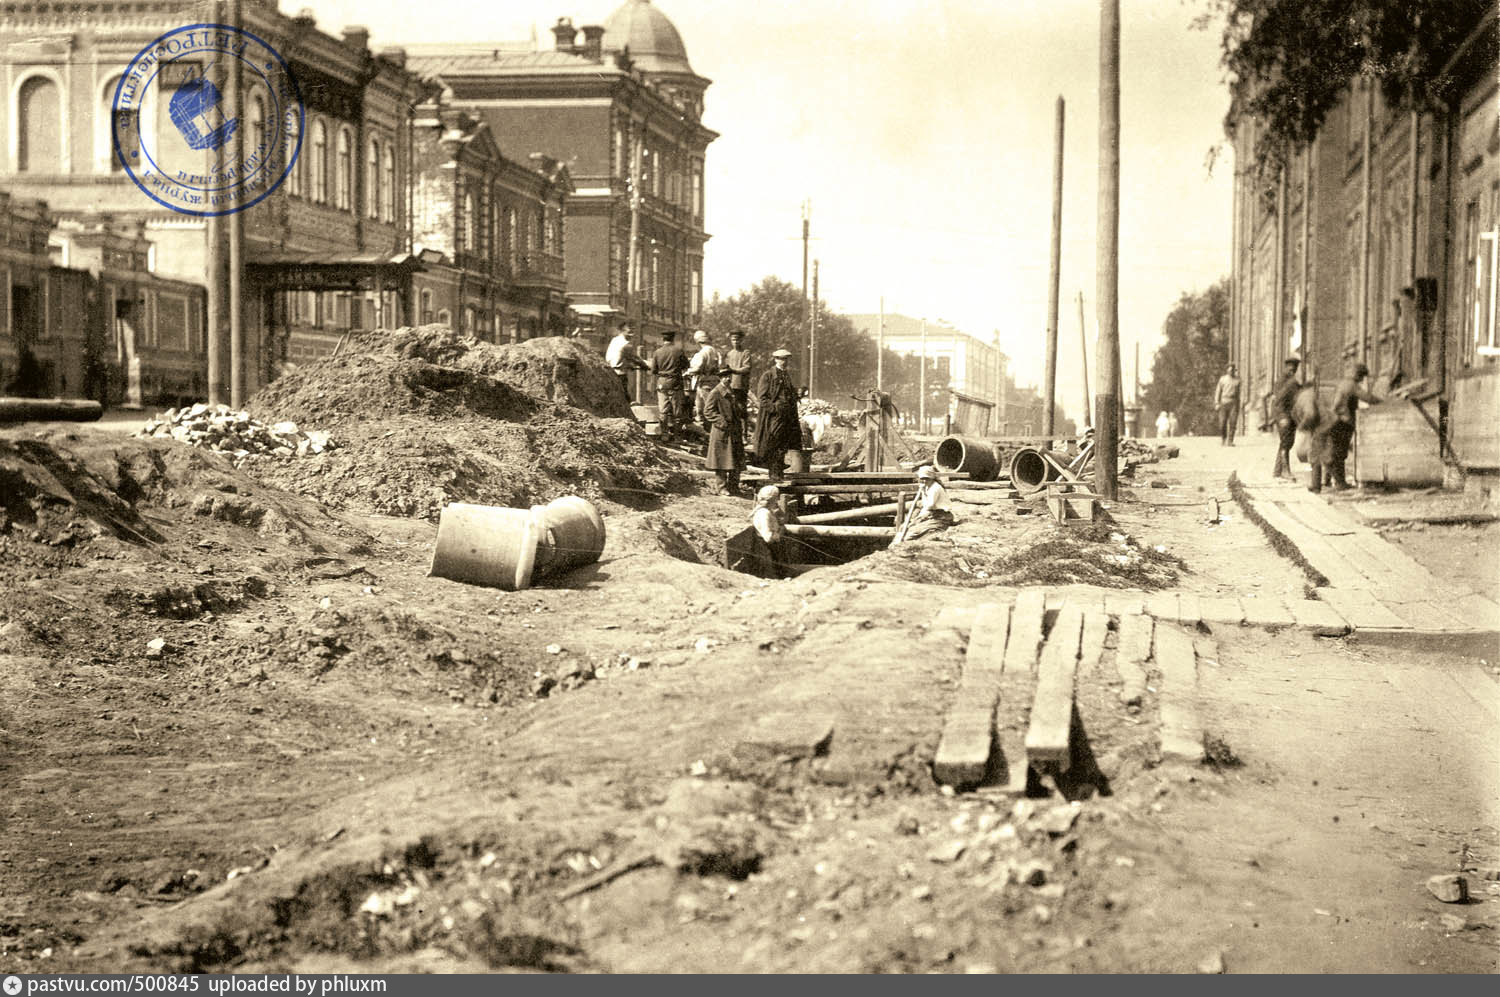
[1226,8,1498,480]
[845,312,1013,432]
[408,0,717,344]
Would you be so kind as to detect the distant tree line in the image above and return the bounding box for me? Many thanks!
[1141,278,1229,435]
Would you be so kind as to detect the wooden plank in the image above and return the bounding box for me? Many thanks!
[1144,591,1178,622]
[1115,613,1152,706]
[1240,595,1296,629]
[784,524,896,538]
[1453,593,1500,632]
[1279,499,1360,537]
[1003,590,1048,674]
[1198,596,1244,626]
[1079,611,1110,673]
[793,502,900,525]
[1153,625,1203,764]
[1251,496,1374,588]
[1104,592,1145,617]
[1287,599,1351,636]
[1339,531,1443,590]
[933,713,994,789]
[1315,587,1408,630]
[1025,605,1084,767]
[1381,599,1475,632]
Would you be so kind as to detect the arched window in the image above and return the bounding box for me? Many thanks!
[381,146,395,223]
[101,75,138,173]
[367,138,380,219]
[463,190,476,254]
[18,75,63,172]
[286,113,302,196]
[335,127,352,210]
[248,92,265,166]
[310,120,327,203]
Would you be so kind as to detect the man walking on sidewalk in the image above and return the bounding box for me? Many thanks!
[1271,356,1302,479]
[1214,363,1242,446]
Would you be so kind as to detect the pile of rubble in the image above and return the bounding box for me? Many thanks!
[137,403,336,465]
[1121,438,1178,468]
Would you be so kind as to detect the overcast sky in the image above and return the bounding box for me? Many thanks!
[308,0,1234,420]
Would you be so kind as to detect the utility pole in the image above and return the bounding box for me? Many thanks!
[918,318,927,434]
[801,200,811,389]
[1044,95,1065,440]
[228,0,244,407]
[1359,78,1372,369]
[876,296,884,391]
[205,0,225,406]
[1077,291,1090,429]
[809,259,820,398]
[626,119,644,325]
[1095,0,1121,500]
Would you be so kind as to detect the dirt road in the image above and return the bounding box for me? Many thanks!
[2,425,1495,973]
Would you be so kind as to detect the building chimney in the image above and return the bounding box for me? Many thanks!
[378,46,407,68]
[551,17,577,52]
[580,24,604,61]
[342,25,370,52]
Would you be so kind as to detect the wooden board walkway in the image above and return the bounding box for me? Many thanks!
[1025,605,1083,769]
[1152,624,1203,764]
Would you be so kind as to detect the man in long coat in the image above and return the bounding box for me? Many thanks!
[703,362,745,495]
[752,348,802,481]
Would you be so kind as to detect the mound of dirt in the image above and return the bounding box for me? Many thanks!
[245,326,695,521]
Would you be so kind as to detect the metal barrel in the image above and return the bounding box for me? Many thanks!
[429,503,541,591]
[934,435,1001,482]
[531,495,606,575]
[1009,447,1060,494]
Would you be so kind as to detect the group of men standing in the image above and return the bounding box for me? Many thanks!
[604,321,806,495]
[1235,356,1380,493]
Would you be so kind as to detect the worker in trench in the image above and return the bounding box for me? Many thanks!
[702,360,745,495]
[891,465,956,546]
[750,484,787,575]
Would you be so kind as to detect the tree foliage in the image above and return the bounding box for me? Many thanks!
[701,276,950,413]
[1210,0,1490,197]
[1141,278,1230,436]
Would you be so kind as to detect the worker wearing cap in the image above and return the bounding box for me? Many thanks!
[649,328,689,440]
[892,465,956,545]
[686,330,723,429]
[753,348,802,481]
[1271,356,1303,480]
[1214,363,1243,446]
[605,320,647,404]
[703,360,745,495]
[1326,360,1379,491]
[724,329,754,441]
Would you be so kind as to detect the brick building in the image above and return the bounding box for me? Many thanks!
[1227,7,1499,482]
[408,87,572,341]
[407,0,716,344]
[0,0,423,400]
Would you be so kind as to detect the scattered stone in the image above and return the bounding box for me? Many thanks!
[1197,950,1225,974]
[1035,883,1066,901]
[911,884,932,901]
[1014,859,1051,887]
[1038,803,1081,836]
[145,638,167,659]
[894,814,921,836]
[545,644,563,655]
[1150,480,1170,490]
[927,840,967,864]
[530,676,556,698]
[1425,873,1468,903]
[1437,913,1467,933]
[137,404,336,466]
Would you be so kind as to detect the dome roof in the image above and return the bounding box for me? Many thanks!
[602,0,695,76]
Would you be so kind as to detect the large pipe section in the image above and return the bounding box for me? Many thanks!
[429,496,606,591]
[934,435,1001,482]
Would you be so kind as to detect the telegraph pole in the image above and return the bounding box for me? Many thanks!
[1077,291,1091,429]
[205,0,225,406]
[228,0,245,407]
[876,296,885,391]
[1095,0,1121,499]
[1044,95,1064,440]
[918,318,927,433]
[809,259,820,398]
[801,200,811,389]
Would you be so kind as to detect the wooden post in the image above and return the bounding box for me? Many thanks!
[1044,95,1065,440]
[228,0,244,408]
[810,259,820,398]
[876,296,884,391]
[1095,0,1121,501]
[1077,291,1090,428]
[1274,163,1288,390]
[1359,78,1373,366]
[801,201,811,389]
[918,317,927,433]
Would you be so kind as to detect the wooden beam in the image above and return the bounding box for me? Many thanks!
[1115,611,1152,706]
[1003,589,1049,673]
[793,502,900,525]
[783,524,896,539]
[934,603,1011,789]
[1025,604,1083,768]
[1153,625,1203,764]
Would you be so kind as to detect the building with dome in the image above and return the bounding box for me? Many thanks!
[406,0,716,345]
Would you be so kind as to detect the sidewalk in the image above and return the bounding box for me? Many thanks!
[1194,431,1500,641]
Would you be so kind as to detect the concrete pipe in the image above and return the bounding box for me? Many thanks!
[531,495,607,574]
[430,503,542,591]
[1009,447,1059,495]
[934,435,1001,482]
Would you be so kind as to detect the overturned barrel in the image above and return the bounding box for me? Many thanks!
[430,496,606,591]
[1009,447,1060,495]
[934,435,1001,482]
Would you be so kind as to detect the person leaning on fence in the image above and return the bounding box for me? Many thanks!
[703,361,745,496]
[649,328,689,439]
[891,465,956,546]
[1271,356,1302,480]
[605,321,647,403]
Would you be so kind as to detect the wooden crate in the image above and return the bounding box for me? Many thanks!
[1354,399,1443,486]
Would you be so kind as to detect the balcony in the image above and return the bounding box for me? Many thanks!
[511,250,566,290]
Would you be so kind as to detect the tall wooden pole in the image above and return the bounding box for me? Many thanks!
[1095,0,1121,500]
[1300,139,1313,379]
[205,0,225,406]
[809,259,820,398]
[801,201,811,390]
[1076,291,1090,428]
[918,318,927,433]
[228,0,244,407]
[1044,95,1064,440]
[876,296,884,390]
[1358,78,1373,366]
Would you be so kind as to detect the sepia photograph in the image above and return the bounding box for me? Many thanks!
[0,0,1497,976]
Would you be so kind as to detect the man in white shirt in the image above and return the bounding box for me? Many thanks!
[892,465,956,545]
[605,321,646,403]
